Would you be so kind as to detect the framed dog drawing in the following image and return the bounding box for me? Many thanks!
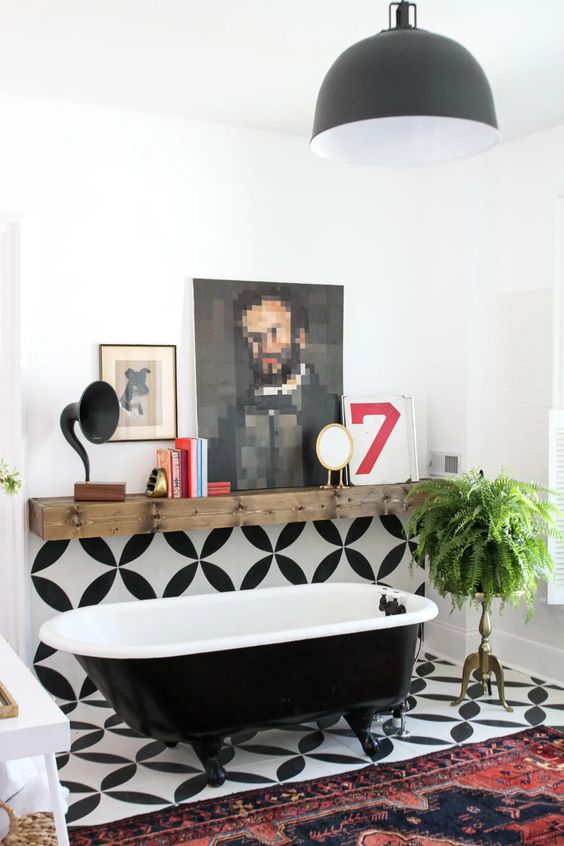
[99,344,177,441]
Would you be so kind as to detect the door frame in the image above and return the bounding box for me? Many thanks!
[0,215,28,657]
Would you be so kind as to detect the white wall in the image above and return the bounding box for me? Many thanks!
[422,126,564,684]
[3,92,563,681]
[0,93,448,649]
[0,94,440,501]
[487,130,564,684]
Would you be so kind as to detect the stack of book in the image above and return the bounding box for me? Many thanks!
[156,437,208,498]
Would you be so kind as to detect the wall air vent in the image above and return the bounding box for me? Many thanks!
[429,451,462,477]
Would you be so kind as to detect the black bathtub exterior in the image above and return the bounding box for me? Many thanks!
[77,622,419,785]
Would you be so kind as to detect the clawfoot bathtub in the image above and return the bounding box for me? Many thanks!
[40,583,437,786]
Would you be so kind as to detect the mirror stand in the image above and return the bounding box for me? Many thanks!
[316,424,353,490]
[321,469,333,489]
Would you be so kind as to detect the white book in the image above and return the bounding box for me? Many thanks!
[200,438,208,497]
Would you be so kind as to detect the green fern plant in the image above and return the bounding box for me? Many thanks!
[405,469,562,619]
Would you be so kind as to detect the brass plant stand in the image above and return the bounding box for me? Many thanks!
[451,593,513,713]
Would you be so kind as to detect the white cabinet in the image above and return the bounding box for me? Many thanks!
[0,636,70,845]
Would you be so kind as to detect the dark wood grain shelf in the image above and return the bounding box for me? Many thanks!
[28,482,420,541]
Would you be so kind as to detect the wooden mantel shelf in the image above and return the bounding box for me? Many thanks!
[28,483,420,541]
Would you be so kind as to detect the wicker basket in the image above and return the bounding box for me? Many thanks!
[0,800,57,845]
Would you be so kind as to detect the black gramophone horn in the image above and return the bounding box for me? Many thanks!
[60,381,120,481]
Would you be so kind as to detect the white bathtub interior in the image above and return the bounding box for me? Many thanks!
[40,583,437,659]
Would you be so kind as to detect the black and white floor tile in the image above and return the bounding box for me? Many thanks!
[56,653,564,827]
[28,517,564,828]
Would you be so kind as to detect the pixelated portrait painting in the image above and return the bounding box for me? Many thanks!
[193,279,344,490]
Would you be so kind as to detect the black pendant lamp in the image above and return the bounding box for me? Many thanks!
[311,1,499,165]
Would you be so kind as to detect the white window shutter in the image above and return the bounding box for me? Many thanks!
[548,410,564,604]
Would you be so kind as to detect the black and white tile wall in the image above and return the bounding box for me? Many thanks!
[31,515,423,707]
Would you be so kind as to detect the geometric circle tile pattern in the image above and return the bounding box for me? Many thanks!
[28,515,466,828]
[31,516,424,701]
[54,653,564,827]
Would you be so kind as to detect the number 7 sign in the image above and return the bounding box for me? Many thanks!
[342,395,419,485]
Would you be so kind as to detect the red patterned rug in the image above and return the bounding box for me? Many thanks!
[69,726,564,846]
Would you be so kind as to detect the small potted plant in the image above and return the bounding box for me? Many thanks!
[0,459,20,496]
[405,468,562,710]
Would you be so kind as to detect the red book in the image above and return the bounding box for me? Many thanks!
[175,438,198,497]
[178,449,188,498]
[170,449,182,499]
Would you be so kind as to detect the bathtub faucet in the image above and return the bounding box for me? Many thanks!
[378,591,406,616]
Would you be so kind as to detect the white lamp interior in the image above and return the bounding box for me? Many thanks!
[311,115,501,165]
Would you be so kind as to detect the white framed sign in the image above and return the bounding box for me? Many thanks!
[342,395,419,485]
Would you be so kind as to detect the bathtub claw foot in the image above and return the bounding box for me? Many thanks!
[164,741,178,748]
[361,733,380,757]
[344,707,379,758]
[192,738,226,787]
[204,758,226,787]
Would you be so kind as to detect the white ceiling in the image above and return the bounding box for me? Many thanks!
[0,0,563,143]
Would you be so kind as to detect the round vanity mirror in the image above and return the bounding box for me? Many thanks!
[316,423,353,489]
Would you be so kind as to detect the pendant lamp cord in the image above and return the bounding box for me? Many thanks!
[389,1,417,30]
